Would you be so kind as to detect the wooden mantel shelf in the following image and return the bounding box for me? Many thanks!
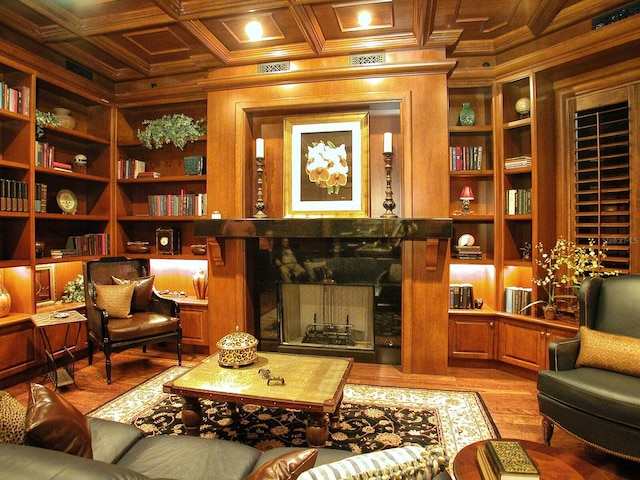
[194,217,453,268]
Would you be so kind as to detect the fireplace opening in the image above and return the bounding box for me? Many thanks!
[252,236,402,364]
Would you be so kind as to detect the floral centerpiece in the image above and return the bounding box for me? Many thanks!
[35,109,61,138]
[57,274,85,304]
[137,114,206,150]
[524,237,617,319]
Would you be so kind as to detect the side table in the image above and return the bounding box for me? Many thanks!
[31,310,87,389]
[453,439,609,480]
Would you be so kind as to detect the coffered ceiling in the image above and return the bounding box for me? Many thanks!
[0,0,633,83]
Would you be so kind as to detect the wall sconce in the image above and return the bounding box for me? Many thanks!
[459,186,474,215]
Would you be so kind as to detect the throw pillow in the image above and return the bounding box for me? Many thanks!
[0,390,26,444]
[94,283,135,318]
[111,275,155,312]
[245,449,318,480]
[25,383,93,458]
[576,326,640,377]
[297,445,429,480]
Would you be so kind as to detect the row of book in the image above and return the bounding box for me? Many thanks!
[505,188,531,215]
[504,286,532,315]
[449,283,474,309]
[67,233,110,256]
[476,440,540,480]
[35,141,74,172]
[147,192,207,217]
[450,145,484,171]
[504,155,532,170]
[34,183,48,213]
[118,157,147,179]
[0,178,28,212]
[0,82,30,115]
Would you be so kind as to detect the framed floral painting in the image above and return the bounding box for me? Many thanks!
[283,112,369,218]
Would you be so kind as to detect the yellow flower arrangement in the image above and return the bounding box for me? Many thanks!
[524,237,617,315]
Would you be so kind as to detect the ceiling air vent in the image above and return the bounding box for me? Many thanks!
[350,53,385,66]
[65,60,93,81]
[257,61,290,74]
[592,1,640,29]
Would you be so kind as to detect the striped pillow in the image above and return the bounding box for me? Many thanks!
[297,445,430,480]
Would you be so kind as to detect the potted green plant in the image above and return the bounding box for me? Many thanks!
[522,237,617,319]
[137,114,206,150]
[57,274,85,303]
[35,109,61,139]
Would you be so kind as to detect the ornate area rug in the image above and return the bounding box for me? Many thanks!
[90,366,499,460]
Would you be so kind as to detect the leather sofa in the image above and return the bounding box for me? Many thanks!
[537,275,640,462]
[0,415,451,480]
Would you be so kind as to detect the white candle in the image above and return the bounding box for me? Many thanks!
[383,132,392,153]
[256,138,264,158]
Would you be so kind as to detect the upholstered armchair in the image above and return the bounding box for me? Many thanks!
[83,257,182,384]
[537,274,640,461]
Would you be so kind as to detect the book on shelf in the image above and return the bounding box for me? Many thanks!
[454,245,482,260]
[449,283,474,309]
[505,189,531,215]
[504,287,532,315]
[504,155,532,169]
[0,178,28,212]
[477,440,540,480]
[450,145,484,171]
[118,157,146,179]
[136,171,162,178]
[53,161,72,171]
[50,248,79,258]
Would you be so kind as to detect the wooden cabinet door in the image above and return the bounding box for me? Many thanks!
[448,314,495,360]
[179,305,208,346]
[497,318,546,370]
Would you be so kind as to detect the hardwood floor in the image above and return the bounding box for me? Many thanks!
[5,348,637,479]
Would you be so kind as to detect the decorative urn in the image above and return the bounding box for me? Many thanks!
[216,327,259,367]
[0,285,11,317]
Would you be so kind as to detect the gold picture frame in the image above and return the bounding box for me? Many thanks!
[35,264,56,307]
[283,112,369,218]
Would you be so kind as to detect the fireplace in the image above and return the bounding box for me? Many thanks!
[195,217,452,364]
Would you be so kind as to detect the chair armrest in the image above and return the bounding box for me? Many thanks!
[151,290,180,317]
[548,336,581,371]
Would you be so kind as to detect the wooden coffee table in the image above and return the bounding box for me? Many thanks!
[163,351,353,447]
[453,439,609,480]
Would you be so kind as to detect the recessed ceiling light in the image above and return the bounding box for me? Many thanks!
[358,11,372,28]
[245,20,263,41]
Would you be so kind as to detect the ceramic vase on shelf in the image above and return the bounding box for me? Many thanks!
[192,269,208,300]
[458,103,476,126]
[0,285,11,317]
[53,108,77,129]
[543,304,557,320]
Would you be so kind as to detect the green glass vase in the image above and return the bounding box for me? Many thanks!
[458,103,476,126]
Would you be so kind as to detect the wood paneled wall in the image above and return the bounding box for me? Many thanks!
[203,53,454,374]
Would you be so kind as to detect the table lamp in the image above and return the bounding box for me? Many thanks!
[460,186,474,215]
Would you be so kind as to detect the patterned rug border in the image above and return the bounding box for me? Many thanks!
[89,366,500,461]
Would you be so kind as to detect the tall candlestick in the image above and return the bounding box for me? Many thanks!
[254,138,267,218]
[381,150,398,218]
[383,132,393,154]
[256,138,264,158]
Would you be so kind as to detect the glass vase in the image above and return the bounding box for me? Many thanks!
[0,284,11,317]
[458,103,476,126]
[192,269,208,300]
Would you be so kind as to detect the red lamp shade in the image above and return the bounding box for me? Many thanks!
[459,186,475,200]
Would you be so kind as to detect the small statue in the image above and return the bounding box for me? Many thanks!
[520,242,532,261]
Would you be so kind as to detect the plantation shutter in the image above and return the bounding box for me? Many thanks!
[572,98,630,273]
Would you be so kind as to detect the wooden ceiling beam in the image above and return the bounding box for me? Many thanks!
[527,0,565,36]
[289,4,325,55]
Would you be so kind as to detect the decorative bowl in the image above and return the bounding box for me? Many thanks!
[190,244,207,255]
[126,241,150,254]
[217,329,259,367]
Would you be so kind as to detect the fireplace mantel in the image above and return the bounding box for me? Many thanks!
[195,217,452,267]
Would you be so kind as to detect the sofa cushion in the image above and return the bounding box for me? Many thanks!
[88,417,144,464]
[0,390,26,444]
[112,275,155,312]
[95,283,135,318]
[117,435,262,480]
[576,326,640,377]
[25,383,93,458]
[297,445,430,480]
[245,448,317,480]
[537,367,640,428]
[0,443,152,480]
